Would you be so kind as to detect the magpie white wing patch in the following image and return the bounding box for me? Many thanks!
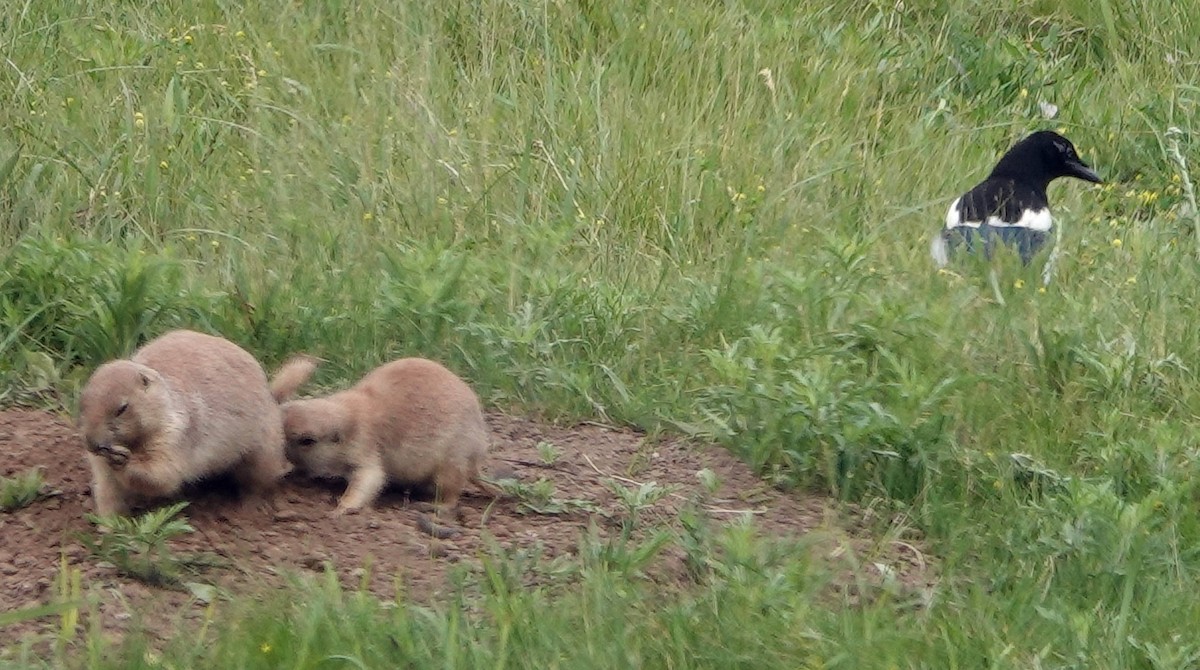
[944,197,963,229]
[987,207,1052,231]
[943,198,1052,232]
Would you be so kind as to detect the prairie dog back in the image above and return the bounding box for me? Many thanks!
[132,331,281,475]
[279,357,495,516]
[359,359,488,483]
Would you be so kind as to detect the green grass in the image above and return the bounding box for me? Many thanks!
[0,467,45,511]
[3,0,1200,666]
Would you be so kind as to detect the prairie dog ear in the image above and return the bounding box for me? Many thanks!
[139,372,151,387]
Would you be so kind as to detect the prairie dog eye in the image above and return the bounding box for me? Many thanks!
[115,401,129,417]
[296,436,317,447]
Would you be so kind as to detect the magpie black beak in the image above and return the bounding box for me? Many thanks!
[1068,159,1102,184]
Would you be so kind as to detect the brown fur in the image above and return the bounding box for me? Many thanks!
[77,330,291,517]
[269,354,320,403]
[274,356,499,517]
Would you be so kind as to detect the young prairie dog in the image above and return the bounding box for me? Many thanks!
[77,330,291,518]
[272,356,499,517]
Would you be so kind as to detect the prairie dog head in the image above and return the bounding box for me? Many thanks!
[78,361,170,455]
[280,398,355,478]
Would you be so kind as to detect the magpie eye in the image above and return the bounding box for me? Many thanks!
[115,402,129,417]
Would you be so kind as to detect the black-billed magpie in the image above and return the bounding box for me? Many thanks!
[931,130,1102,268]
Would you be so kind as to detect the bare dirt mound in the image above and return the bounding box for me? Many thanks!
[0,408,932,647]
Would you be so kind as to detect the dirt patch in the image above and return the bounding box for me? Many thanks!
[0,408,934,647]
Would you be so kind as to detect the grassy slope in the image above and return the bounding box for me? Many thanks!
[3,0,1200,666]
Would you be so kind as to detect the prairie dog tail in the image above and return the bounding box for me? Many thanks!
[270,355,320,402]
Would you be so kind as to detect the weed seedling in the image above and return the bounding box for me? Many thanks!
[695,468,721,495]
[496,477,602,516]
[603,479,675,530]
[535,440,563,466]
[0,467,46,511]
[81,501,222,587]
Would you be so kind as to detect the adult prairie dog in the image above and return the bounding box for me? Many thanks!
[273,356,499,517]
[77,329,291,517]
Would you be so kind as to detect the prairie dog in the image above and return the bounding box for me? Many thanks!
[77,329,291,517]
[274,356,499,517]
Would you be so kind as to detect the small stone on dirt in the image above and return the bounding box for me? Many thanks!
[298,554,328,571]
[490,465,519,482]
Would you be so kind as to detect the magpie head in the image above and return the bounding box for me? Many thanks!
[990,130,1103,188]
[1040,130,1103,184]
